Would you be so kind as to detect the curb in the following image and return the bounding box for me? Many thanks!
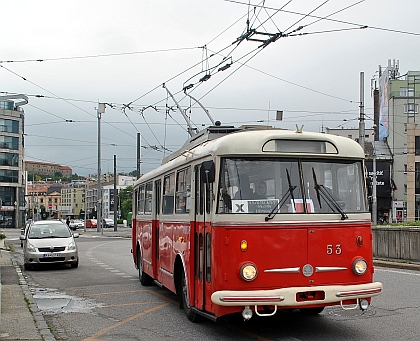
[10,256,56,341]
[374,259,420,271]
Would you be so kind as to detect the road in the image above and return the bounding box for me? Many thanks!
[4,229,420,341]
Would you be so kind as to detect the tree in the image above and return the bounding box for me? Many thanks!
[118,186,133,201]
[121,199,132,220]
[118,186,133,219]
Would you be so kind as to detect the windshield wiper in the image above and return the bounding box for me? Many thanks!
[265,169,296,221]
[312,167,348,220]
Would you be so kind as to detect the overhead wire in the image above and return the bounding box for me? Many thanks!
[0,46,203,64]
[224,0,420,36]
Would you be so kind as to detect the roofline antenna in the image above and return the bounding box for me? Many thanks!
[163,83,197,137]
[183,89,215,125]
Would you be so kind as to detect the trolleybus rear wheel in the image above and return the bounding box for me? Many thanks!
[137,249,153,286]
[181,269,201,322]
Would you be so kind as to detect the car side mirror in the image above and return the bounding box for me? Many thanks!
[73,233,79,238]
[19,235,26,240]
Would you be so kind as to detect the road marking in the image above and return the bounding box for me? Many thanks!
[100,301,163,308]
[83,289,149,297]
[82,302,170,341]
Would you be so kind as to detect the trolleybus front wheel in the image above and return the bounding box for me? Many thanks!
[137,249,153,286]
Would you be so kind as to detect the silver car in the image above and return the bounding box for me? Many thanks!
[20,220,79,270]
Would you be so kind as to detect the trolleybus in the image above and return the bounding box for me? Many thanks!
[131,124,382,322]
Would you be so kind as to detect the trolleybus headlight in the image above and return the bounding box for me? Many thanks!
[352,258,368,275]
[240,263,258,281]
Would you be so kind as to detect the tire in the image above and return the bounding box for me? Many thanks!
[137,250,153,286]
[181,269,201,322]
[299,307,325,315]
[71,260,79,268]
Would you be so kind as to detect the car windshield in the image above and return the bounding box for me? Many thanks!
[28,224,72,239]
[217,157,367,215]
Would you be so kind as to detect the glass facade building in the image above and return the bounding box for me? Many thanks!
[0,96,27,228]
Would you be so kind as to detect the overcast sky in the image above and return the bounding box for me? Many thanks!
[1,0,419,176]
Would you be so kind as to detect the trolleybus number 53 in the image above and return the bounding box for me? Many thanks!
[327,244,342,255]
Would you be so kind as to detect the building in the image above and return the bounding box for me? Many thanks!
[0,95,27,228]
[25,160,72,178]
[102,175,136,219]
[61,180,87,218]
[377,60,420,222]
[325,127,374,144]
[26,181,65,219]
[86,174,136,220]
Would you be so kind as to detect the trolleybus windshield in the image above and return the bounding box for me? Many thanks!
[217,157,367,215]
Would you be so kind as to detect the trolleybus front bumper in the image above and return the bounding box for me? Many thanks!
[211,282,383,308]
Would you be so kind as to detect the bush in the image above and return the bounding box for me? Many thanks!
[0,233,6,240]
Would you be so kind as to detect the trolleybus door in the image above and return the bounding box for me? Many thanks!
[154,179,161,281]
[193,164,212,312]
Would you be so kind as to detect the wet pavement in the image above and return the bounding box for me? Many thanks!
[0,225,132,341]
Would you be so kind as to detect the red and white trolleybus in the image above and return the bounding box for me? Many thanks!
[131,124,383,321]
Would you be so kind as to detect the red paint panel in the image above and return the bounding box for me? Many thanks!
[307,223,374,285]
[214,226,308,290]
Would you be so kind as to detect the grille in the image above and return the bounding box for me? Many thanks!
[38,247,66,252]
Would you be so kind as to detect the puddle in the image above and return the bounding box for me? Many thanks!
[32,287,103,314]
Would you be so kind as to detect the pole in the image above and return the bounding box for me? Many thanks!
[359,71,365,151]
[97,103,106,233]
[137,132,141,179]
[372,145,377,225]
[113,154,117,231]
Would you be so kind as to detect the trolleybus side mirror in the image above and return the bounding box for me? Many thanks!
[201,161,215,184]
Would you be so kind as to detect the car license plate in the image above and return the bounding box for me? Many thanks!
[43,253,61,258]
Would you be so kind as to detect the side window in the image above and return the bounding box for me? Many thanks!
[133,190,138,215]
[155,180,161,215]
[163,173,175,214]
[138,185,145,215]
[176,167,191,214]
[144,182,153,214]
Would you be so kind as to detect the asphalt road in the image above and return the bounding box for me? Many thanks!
[4,229,420,341]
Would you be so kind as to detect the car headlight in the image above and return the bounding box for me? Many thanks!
[352,258,368,275]
[240,263,258,281]
[68,241,76,251]
[27,242,37,252]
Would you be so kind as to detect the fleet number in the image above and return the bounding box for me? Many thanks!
[327,244,342,255]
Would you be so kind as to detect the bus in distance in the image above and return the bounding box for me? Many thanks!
[131,124,382,322]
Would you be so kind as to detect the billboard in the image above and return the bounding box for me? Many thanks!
[365,160,392,198]
[378,68,390,141]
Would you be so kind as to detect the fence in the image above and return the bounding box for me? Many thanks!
[372,226,420,262]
